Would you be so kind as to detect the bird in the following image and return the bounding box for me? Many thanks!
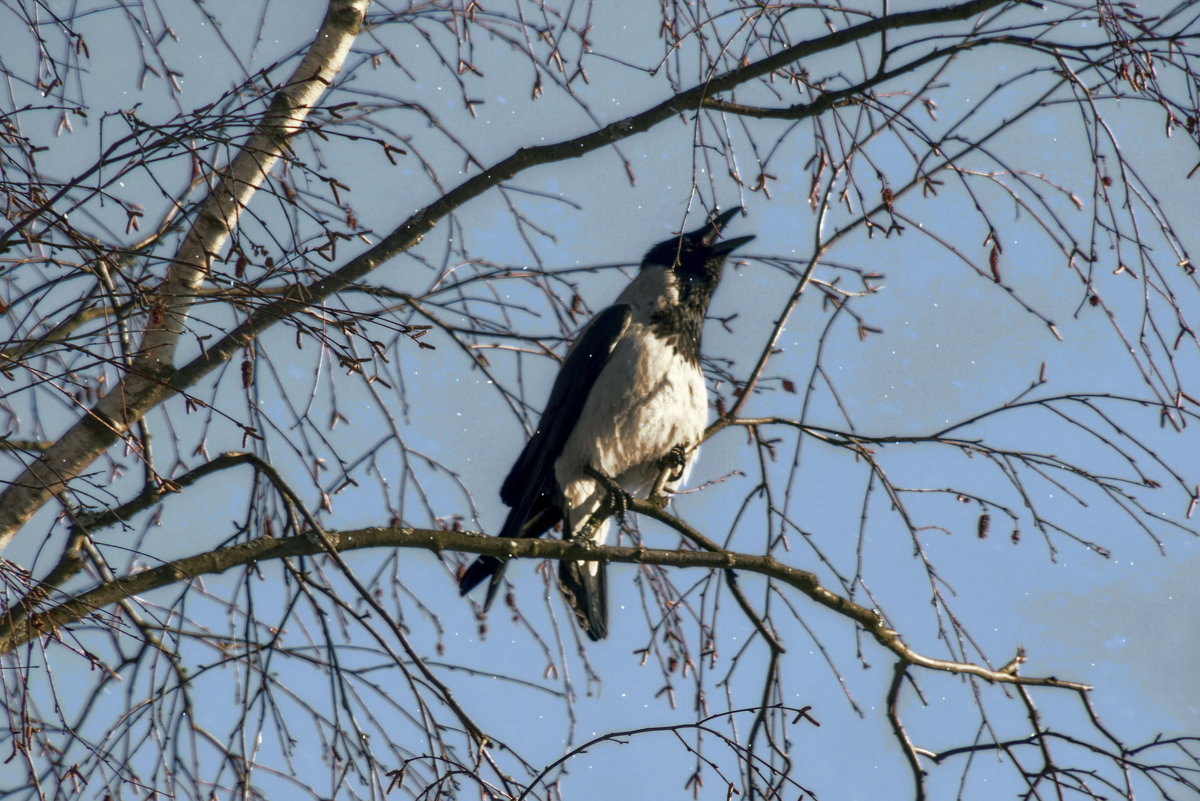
[458,207,754,640]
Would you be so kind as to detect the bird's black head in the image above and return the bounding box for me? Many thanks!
[643,207,755,286]
[641,207,754,363]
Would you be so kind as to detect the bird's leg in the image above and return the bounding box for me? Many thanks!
[583,464,630,532]
[649,444,689,506]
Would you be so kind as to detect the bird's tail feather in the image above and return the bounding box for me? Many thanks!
[558,560,607,641]
[457,500,532,602]
[458,555,502,599]
[458,502,562,607]
[483,567,506,611]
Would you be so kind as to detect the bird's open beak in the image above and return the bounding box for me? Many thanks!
[710,233,755,255]
[696,207,754,255]
[698,207,744,246]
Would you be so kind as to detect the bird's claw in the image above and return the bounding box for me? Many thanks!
[665,444,687,482]
[648,443,689,504]
[584,464,631,527]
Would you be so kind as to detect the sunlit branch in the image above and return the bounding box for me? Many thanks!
[0,520,1089,697]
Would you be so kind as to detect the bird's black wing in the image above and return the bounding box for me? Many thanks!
[500,303,632,512]
[457,304,632,601]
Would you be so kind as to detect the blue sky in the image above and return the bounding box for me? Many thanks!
[2,1,1198,799]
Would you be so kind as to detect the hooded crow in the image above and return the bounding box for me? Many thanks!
[459,207,754,639]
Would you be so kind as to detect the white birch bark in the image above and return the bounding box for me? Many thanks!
[0,0,372,551]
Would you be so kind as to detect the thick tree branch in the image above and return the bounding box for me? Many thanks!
[0,519,1088,698]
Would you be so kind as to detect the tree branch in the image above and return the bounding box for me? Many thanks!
[0,518,1088,698]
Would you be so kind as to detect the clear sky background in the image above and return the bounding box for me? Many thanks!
[2,1,1198,799]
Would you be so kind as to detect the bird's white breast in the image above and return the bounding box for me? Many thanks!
[558,321,707,485]
[555,270,709,547]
